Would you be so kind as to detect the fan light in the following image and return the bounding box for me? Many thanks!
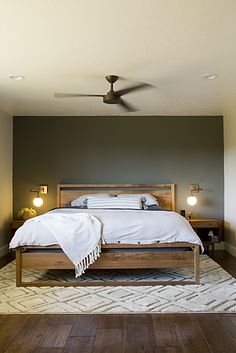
[54,74,153,113]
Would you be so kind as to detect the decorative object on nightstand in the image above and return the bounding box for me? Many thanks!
[188,218,222,258]
[188,212,192,220]
[17,207,37,220]
[11,207,37,238]
[187,184,202,206]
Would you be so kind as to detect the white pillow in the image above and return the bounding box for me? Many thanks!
[87,196,142,209]
[71,193,112,207]
[117,193,159,207]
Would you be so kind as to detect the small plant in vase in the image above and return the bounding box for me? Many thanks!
[17,207,37,220]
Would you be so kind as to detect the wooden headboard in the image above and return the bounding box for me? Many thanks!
[57,184,176,211]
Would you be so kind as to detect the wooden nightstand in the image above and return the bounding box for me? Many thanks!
[188,218,222,257]
[10,220,25,237]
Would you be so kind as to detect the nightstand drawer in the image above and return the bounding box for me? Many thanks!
[188,218,222,258]
[189,220,220,228]
[10,220,25,230]
[10,220,25,237]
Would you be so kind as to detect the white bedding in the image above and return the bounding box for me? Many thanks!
[10,212,102,277]
[10,208,203,252]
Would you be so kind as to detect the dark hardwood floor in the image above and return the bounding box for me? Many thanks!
[0,313,235,353]
[213,250,236,278]
[0,252,14,269]
[0,251,235,353]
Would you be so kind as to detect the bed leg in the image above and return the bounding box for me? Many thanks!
[194,245,200,284]
[16,247,22,286]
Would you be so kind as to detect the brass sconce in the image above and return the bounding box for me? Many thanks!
[30,185,48,207]
[187,184,202,206]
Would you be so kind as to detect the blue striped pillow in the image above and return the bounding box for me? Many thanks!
[117,193,159,207]
[87,196,142,209]
[71,193,112,207]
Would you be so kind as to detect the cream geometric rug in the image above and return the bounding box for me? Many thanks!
[0,255,235,314]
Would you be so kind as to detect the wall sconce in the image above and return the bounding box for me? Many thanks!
[187,184,202,206]
[30,185,48,207]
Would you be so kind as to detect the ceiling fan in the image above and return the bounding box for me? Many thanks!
[54,75,152,112]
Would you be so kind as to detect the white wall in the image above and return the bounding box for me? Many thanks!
[224,107,236,257]
[0,110,12,256]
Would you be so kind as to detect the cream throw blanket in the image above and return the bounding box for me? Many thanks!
[17,212,102,277]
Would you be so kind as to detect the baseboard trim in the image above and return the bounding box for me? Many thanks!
[0,244,9,257]
[215,242,225,250]
[224,242,236,257]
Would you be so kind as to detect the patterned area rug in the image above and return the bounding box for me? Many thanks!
[0,255,235,313]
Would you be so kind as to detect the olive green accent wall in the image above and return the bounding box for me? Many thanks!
[13,116,224,219]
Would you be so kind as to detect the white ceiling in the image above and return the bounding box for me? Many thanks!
[0,0,236,116]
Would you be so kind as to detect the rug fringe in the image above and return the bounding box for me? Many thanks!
[75,241,101,277]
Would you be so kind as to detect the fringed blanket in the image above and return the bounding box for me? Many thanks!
[10,212,102,277]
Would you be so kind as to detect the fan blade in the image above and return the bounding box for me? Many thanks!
[118,99,137,112]
[54,93,104,98]
[115,83,152,97]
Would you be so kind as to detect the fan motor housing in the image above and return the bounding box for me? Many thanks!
[103,91,121,104]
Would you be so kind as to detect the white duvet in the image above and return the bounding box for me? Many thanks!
[10,212,102,277]
[10,208,204,252]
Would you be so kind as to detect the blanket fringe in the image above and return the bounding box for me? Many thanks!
[75,241,101,278]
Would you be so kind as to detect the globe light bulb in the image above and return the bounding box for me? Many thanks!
[33,196,43,207]
[187,195,197,206]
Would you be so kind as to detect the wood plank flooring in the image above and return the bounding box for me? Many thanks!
[213,250,236,278]
[0,313,235,353]
[0,250,235,352]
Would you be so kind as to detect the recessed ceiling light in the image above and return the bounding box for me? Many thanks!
[9,74,25,81]
[201,73,217,80]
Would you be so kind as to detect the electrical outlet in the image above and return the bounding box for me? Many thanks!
[40,185,48,194]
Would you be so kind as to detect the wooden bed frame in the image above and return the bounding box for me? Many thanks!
[15,183,200,286]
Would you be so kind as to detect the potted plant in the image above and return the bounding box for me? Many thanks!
[17,207,37,220]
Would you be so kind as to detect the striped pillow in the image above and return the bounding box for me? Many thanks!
[87,196,142,209]
[117,193,159,207]
[71,193,112,207]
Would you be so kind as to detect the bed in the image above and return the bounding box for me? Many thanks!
[12,183,201,286]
